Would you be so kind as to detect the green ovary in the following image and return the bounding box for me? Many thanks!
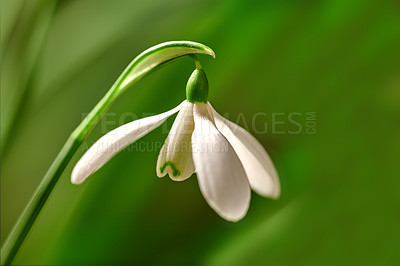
[186,68,209,103]
[160,161,181,177]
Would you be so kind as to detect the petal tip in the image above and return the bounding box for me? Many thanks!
[71,179,82,185]
[252,183,281,200]
[204,185,251,223]
[71,166,87,185]
[221,210,248,222]
[267,175,281,200]
[71,175,83,185]
[156,173,165,178]
[273,184,281,199]
[215,199,250,222]
[270,189,281,200]
[169,173,192,182]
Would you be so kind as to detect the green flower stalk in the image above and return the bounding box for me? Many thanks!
[1,41,215,265]
[186,68,209,103]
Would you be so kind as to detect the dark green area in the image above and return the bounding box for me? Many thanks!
[186,68,209,103]
[1,0,399,265]
[160,161,181,177]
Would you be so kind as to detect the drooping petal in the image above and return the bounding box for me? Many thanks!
[191,103,251,222]
[210,104,280,199]
[157,101,195,181]
[71,102,184,184]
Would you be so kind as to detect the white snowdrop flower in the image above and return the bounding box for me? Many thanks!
[72,67,280,222]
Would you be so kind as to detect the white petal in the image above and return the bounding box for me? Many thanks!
[157,101,195,181]
[71,102,184,184]
[210,104,280,199]
[192,103,250,222]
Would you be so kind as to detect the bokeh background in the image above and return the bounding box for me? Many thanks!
[1,0,400,265]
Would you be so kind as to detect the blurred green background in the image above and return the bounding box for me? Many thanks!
[1,0,399,265]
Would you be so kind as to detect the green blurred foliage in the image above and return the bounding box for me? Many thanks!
[1,0,399,265]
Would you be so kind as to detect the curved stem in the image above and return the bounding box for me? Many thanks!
[1,136,81,265]
[189,54,203,69]
[0,91,112,265]
[1,41,214,265]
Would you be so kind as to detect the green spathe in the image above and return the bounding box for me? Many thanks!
[186,68,209,103]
